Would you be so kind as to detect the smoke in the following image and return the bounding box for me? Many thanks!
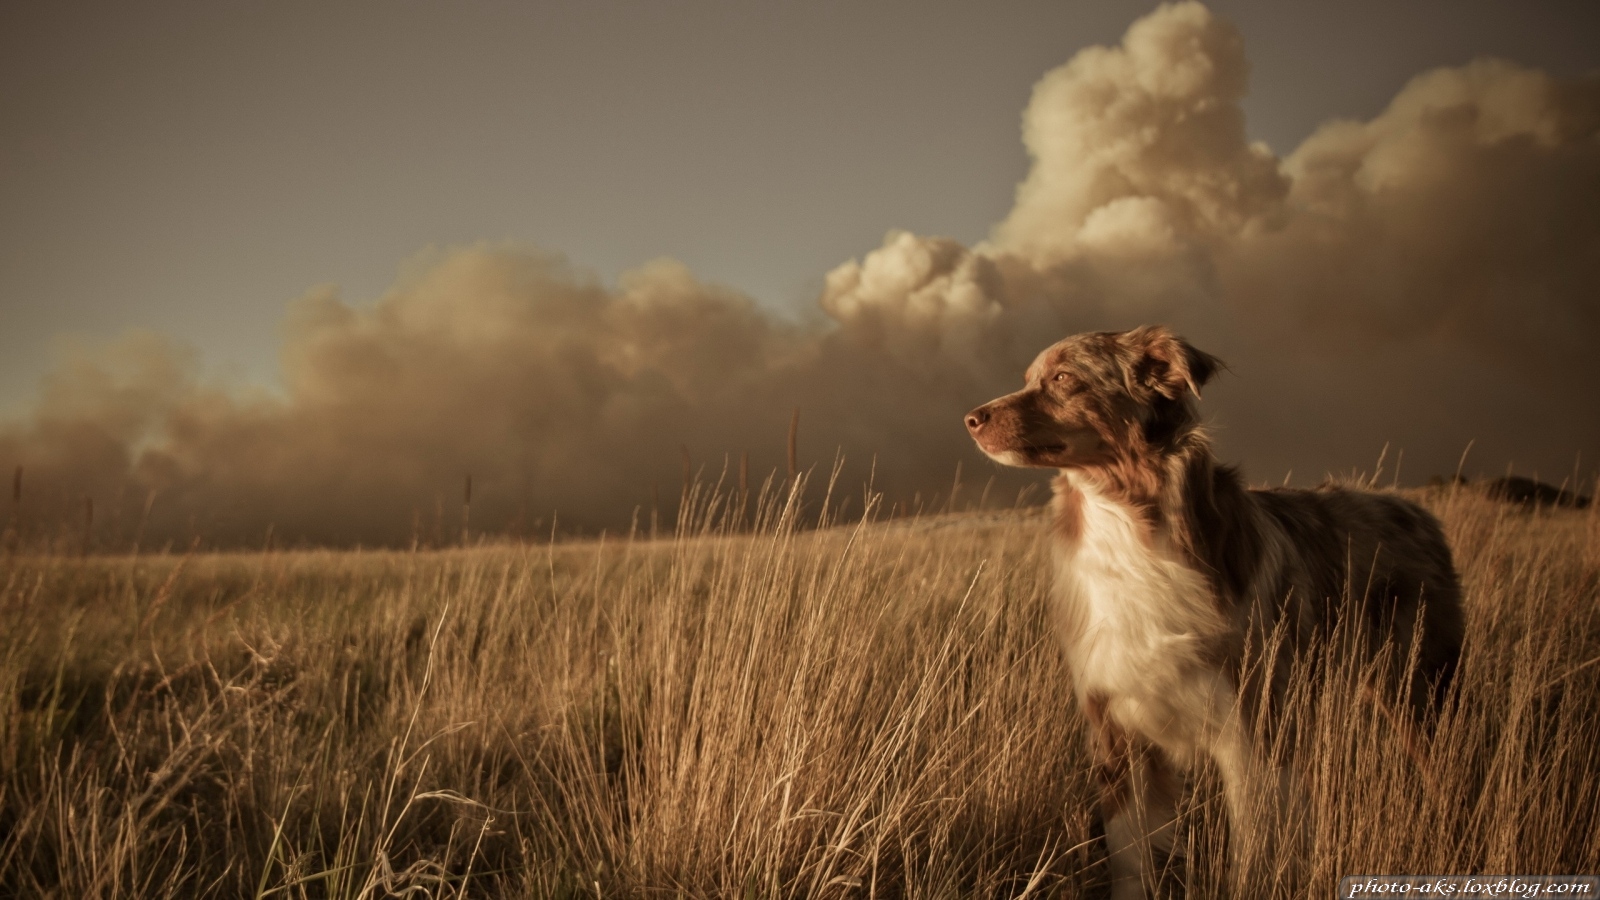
[2,247,1030,545]
[822,0,1600,486]
[5,1,1598,546]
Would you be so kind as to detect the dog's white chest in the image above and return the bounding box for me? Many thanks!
[1052,481,1230,757]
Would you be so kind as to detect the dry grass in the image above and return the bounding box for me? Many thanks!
[1,479,1596,898]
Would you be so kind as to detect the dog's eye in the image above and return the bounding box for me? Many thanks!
[1051,372,1068,384]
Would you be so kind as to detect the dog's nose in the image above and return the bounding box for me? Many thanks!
[965,407,989,433]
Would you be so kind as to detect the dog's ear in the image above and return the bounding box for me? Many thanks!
[1120,325,1223,400]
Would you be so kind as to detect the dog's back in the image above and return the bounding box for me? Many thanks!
[1249,483,1464,717]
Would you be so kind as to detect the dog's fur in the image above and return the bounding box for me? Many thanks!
[964,326,1463,898]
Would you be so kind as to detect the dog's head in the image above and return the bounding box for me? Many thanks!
[964,326,1222,469]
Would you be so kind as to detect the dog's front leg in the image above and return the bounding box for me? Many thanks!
[1087,698,1182,899]
[1210,722,1302,894]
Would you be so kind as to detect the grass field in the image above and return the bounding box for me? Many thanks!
[1,480,1597,898]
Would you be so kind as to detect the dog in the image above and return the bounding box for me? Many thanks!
[964,326,1463,897]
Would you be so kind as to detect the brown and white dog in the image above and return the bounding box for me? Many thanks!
[964,326,1462,897]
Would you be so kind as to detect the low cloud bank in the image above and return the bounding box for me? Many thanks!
[5,1,1596,546]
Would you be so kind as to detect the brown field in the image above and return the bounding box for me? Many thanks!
[2,481,1597,898]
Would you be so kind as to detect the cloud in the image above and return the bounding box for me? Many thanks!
[1,245,1033,545]
[995,0,1285,259]
[1227,57,1600,375]
[5,1,1597,546]
[823,0,1599,485]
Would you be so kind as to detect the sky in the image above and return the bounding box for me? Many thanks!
[2,0,1597,545]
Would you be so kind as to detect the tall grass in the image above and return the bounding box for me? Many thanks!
[1,478,1596,897]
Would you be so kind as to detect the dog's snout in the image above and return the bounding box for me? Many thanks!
[965,406,990,433]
